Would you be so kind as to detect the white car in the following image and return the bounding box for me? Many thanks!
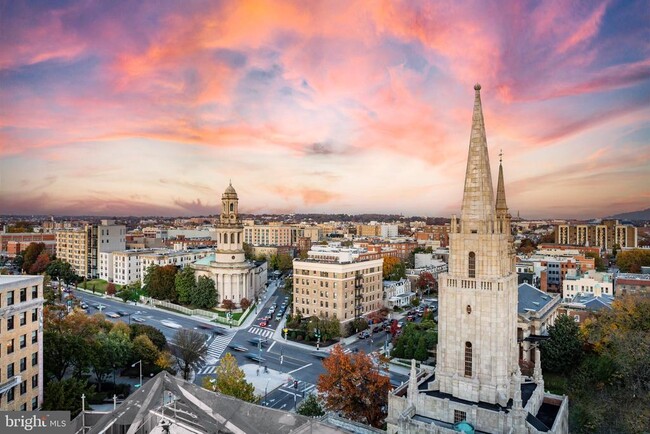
[132,316,146,323]
[105,312,121,318]
[161,320,182,329]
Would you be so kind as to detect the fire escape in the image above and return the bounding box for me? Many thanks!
[354,272,363,321]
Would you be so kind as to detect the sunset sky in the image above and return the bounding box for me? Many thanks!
[1,0,648,218]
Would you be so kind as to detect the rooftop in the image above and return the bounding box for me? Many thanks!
[518,283,556,315]
[0,275,42,288]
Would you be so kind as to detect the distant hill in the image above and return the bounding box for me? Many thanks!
[607,207,650,221]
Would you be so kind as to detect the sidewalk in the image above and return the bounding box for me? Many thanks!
[240,363,290,397]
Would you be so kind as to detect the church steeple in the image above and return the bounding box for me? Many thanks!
[460,84,496,234]
[495,151,508,214]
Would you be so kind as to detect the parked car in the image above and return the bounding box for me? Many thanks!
[275,313,283,321]
[358,331,370,339]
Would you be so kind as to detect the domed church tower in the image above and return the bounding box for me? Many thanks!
[215,182,246,264]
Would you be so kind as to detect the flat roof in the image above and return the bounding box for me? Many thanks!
[0,275,42,288]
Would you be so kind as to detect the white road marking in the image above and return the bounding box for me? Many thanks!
[288,363,312,374]
[267,341,276,352]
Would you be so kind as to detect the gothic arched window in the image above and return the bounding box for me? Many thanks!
[230,203,234,212]
[468,252,476,278]
[231,233,235,244]
[464,342,473,377]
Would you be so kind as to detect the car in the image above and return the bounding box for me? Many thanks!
[358,331,370,339]
[105,312,121,318]
[406,315,415,322]
[161,320,182,329]
[372,326,381,333]
[117,310,130,316]
[212,326,228,335]
[228,344,248,352]
[79,302,89,309]
[248,338,267,347]
[91,302,101,308]
[275,313,283,321]
[132,316,146,323]
[259,321,268,327]
[245,353,266,363]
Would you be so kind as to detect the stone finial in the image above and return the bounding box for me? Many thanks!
[474,83,481,91]
[533,346,543,382]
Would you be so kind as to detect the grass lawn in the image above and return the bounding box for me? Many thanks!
[78,279,121,294]
[544,372,569,395]
[215,310,244,320]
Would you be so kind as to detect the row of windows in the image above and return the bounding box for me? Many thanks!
[3,331,38,354]
[1,286,39,307]
[1,386,39,408]
[1,309,39,333]
[4,353,38,378]
[294,268,380,278]
[298,302,381,319]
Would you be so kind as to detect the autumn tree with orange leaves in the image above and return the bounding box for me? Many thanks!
[317,345,392,428]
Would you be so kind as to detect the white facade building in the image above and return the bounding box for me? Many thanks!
[381,224,399,238]
[562,270,613,300]
[384,278,415,307]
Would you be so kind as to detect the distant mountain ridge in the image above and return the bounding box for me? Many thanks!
[607,207,650,221]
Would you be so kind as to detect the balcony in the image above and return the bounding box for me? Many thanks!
[0,376,22,395]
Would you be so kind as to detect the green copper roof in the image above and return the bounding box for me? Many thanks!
[194,254,215,265]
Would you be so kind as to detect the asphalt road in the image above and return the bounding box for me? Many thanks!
[63,280,411,410]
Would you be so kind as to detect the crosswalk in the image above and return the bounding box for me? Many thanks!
[248,326,274,339]
[278,380,316,397]
[197,333,236,374]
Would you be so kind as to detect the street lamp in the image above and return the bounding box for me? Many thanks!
[132,360,142,389]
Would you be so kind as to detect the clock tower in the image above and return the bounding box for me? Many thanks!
[215,182,246,264]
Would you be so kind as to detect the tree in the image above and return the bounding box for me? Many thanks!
[131,335,160,367]
[130,324,167,350]
[276,253,293,272]
[221,299,235,311]
[172,329,207,380]
[106,282,117,296]
[89,329,133,391]
[317,345,392,428]
[383,256,404,280]
[414,336,429,361]
[42,378,95,418]
[243,242,255,260]
[175,267,196,305]
[117,286,135,303]
[145,264,178,301]
[585,252,606,272]
[202,353,257,402]
[30,250,51,274]
[415,272,436,295]
[517,238,537,255]
[22,242,46,272]
[297,393,325,417]
[616,249,650,273]
[541,314,584,375]
[411,297,421,307]
[240,297,251,310]
[191,276,217,309]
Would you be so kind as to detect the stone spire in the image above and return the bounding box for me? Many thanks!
[408,359,418,405]
[460,84,496,234]
[495,151,508,213]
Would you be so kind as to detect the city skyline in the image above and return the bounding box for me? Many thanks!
[1,1,649,219]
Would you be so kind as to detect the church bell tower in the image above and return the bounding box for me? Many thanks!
[215,182,245,264]
[435,84,518,407]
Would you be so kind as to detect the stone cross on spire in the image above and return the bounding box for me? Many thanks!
[460,83,496,233]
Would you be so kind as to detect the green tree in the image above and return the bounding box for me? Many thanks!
[202,353,257,402]
[145,264,178,301]
[175,267,196,305]
[90,330,133,391]
[276,253,293,271]
[297,393,325,417]
[131,334,160,367]
[116,286,133,302]
[172,329,207,380]
[130,324,167,350]
[541,314,584,375]
[616,249,650,273]
[414,336,429,361]
[243,242,254,260]
[191,276,217,309]
[42,378,95,418]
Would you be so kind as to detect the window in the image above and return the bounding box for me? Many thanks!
[20,288,27,302]
[464,342,473,377]
[7,315,14,331]
[7,290,14,305]
[32,374,38,389]
[20,380,27,395]
[32,352,38,366]
[454,410,467,423]
[7,339,14,354]
[20,335,26,349]
[32,330,38,344]
[468,252,476,278]
[32,397,38,410]
[20,312,26,326]
[32,285,38,299]
[20,357,26,372]
[21,403,27,411]
[7,363,15,377]
[32,309,38,322]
